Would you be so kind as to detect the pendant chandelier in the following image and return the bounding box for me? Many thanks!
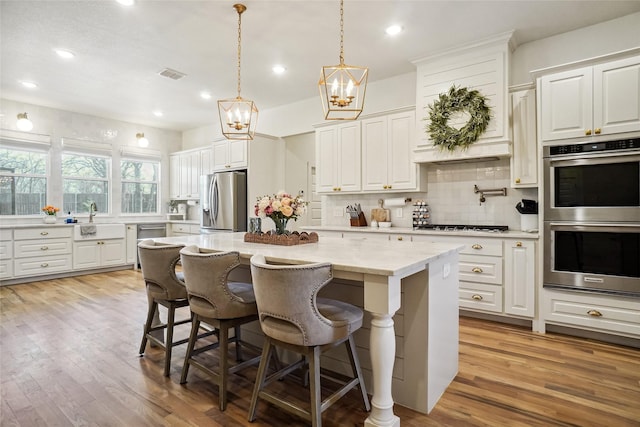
[217,3,258,140]
[318,0,368,120]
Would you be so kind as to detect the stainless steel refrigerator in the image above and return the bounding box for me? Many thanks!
[200,171,247,232]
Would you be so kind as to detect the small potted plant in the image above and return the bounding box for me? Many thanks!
[42,205,60,223]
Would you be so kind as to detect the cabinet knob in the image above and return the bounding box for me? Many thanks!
[225,164,231,168]
[585,129,592,136]
[516,241,522,247]
[515,178,521,184]
[472,267,483,273]
[397,236,403,241]
[41,246,49,250]
[471,244,483,250]
[383,185,388,189]
[40,232,49,236]
[472,294,483,301]
[587,309,603,317]
[388,185,392,189]
[594,128,601,134]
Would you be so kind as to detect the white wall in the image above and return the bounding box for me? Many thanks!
[0,98,182,224]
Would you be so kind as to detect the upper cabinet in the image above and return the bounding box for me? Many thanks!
[510,86,538,188]
[212,139,248,171]
[361,110,425,191]
[316,122,361,193]
[169,146,214,199]
[539,54,640,142]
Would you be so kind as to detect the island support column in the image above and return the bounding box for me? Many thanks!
[363,274,402,427]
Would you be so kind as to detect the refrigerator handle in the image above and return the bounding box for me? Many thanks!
[212,174,219,226]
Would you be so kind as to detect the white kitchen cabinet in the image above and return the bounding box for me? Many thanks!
[510,87,538,188]
[362,110,423,192]
[542,289,640,338]
[540,55,640,142]
[504,239,535,317]
[316,122,361,194]
[73,239,126,270]
[169,147,214,200]
[125,224,137,264]
[212,138,248,171]
[0,229,13,280]
[13,227,73,277]
[169,223,200,236]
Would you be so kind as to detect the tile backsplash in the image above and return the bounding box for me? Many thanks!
[322,158,538,230]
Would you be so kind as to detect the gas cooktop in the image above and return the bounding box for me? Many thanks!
[417,224,509,232]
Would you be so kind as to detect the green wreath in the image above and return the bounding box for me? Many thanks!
[426,85,491,151]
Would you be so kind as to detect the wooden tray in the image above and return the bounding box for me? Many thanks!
[243,231,319,246]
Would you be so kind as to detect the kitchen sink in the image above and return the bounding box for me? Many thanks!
[73,223,126,241]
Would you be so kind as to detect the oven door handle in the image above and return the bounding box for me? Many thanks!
[547,152,640,167]
[547,222,640,233]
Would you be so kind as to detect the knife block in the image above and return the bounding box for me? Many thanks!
[350,212,368,227]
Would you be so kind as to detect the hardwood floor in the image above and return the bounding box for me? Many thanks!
[1,270,639,427]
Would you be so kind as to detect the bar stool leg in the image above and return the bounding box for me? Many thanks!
[309,346,321,427]
[139,301,158,354]
[248,340,273,422]
[180,316,201,384]
[219,324,230,411]
[164,304,176,377]
[346,335,371,411]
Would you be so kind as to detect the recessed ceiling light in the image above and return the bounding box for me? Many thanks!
[272,65,286,74]
[20,81,38,89]
[385,25,403,36]
[200,92,212,100]
[153,110,163,117]
[55,49,75,59]
[116,0,135,6]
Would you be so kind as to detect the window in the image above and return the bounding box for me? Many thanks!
[62,152,110,215]
[0,147,48,215]
[121,158,159,214]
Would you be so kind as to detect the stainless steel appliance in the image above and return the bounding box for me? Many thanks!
[543,138,640,222]
[544,222,640,296]
[136,223,167,268]
[201,171,247,232]
[543,138,640,296]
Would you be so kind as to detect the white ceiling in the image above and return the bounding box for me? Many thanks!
[2,0,640,132]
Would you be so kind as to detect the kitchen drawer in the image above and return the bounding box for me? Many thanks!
[14,239,72,258]
[0,229,12,241]
[543,290,640,337]
[459,254,503,284]
[0,241,12,260]
[14,255,73,277]
[0,260,13,280]
[14,227,73,240]
[171,223,200,235]
[459,238,503,256]
[459,282,503,313]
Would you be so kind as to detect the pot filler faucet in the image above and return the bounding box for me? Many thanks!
[89,202,98,223]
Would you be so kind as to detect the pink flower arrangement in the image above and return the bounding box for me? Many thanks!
[254,191,308,234]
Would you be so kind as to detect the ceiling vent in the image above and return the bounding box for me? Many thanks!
[158,68,187,80]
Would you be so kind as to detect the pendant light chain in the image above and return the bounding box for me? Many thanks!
[339,0,344,65]
[236,5,243,98]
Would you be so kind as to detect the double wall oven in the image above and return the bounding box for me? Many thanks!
[543,138,640,296]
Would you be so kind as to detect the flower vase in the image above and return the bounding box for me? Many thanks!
[44,215,57,224]
[273,217,289,235]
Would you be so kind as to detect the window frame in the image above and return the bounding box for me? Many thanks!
[0,143,50,217]
[61,150,112,217]
[119,156,161,216]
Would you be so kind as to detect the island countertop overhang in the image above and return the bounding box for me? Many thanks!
[150,232,463,278]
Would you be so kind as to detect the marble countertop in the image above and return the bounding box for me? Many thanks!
[0,219,200,229]
[303,225,539,239]
[153,232,462,277]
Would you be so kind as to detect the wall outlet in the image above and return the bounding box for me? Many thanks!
[395,208,403,218]
[334,207,344,217]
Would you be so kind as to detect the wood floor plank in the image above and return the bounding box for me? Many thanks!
[1,270,639,427]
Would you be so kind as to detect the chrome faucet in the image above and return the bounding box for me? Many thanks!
[89,202,98,223]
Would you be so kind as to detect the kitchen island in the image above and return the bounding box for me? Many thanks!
[152,232,462,427]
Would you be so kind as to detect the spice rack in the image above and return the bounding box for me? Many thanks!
[412,200,432,229]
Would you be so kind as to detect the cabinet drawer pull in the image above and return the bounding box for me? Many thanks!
[594,128,601,134]
[397,236,403,241]
[515,178,521,184]
[516,241,522,247]
[471,244,482,250]
[40,231,49,236]
[585,129,592,136]
[41,263,49,267]
[587,309,602,317]
[41,246,49,250]
[472,267,483,273]
[471,294,483,301]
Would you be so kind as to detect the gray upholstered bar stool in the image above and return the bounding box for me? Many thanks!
[248,254,370,427]
[138,239,192,377]
[179,245,261,411]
